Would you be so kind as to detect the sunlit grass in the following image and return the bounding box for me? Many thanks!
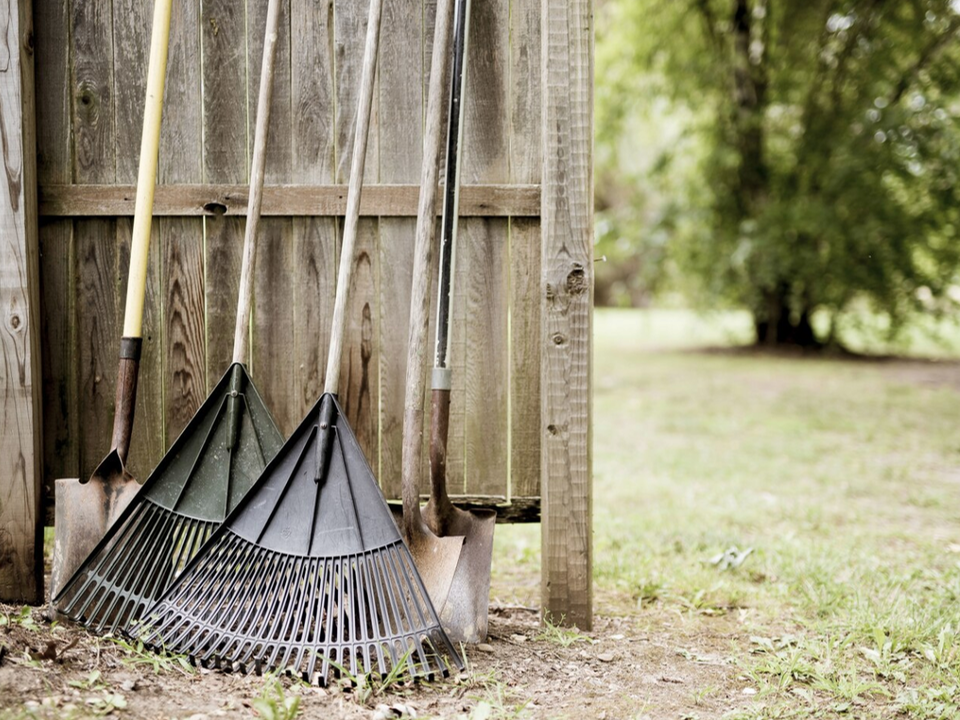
[492,307,960,718]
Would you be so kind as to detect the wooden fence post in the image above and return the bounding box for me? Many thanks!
[540,0,593,628]
[0,0,44,602]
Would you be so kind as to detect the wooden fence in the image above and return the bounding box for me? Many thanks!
[0,0,592,627]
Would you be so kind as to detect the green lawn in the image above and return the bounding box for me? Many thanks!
[493,308,960,719]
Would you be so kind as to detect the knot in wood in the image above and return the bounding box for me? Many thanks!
[551,332,566,346]
[9,314,21,331]
[565,264,587,295]
[203,201,228,216]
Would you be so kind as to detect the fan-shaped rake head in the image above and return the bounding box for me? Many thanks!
[131,394,463,685]
[53,364,283,634]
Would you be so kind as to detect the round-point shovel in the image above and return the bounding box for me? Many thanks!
[399,0,464,614]
[52,0,173,597]
[401,0,495,644]
[422,0,496,644]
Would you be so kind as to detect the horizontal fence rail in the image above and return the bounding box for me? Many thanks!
[39,183,541,217]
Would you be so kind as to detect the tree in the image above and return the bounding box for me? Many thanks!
[597,0,960,346]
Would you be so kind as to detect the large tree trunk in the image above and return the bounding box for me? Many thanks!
[753,284,819,348]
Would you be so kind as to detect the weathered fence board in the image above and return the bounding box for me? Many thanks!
[541,0,594,628]
[13,0,593,624]
[0,0,43,601]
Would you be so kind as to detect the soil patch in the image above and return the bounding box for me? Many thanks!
[0,603,753,719]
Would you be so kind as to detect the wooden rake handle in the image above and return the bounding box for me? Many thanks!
[323,0,385,395]
[401,0,457,538]
[233,0,283,365]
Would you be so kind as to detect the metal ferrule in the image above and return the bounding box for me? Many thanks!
[432,367,452,391]
[119,336,143,361]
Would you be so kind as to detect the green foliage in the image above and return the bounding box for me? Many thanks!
[597,0,960,343]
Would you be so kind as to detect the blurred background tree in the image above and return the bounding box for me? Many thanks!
[596,0,960,346]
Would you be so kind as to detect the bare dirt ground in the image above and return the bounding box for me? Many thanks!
[0,599,755,720]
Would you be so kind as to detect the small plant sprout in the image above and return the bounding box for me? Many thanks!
[253,675,301,720]
[535,616,593,647]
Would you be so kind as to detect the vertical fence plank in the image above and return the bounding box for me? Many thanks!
[113,0,163,480]
[249,0,297,435]
[460,0,510,495]
[71,0,118,483]
[201,0,247,390]
[335,2,380,462]
[35,0,77,516]
[377,0,422,496]
[508,0,541,499]
[290,0,336,419]
[160,0,205,442]
[0,0,43,601]
[541,0,593,629]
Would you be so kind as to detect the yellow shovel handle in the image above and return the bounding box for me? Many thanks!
[122,0,172,338]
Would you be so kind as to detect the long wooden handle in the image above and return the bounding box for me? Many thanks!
[122,0,173,339]
[323,0,384,395]
[401,0,456,538]
[233,0,283,364]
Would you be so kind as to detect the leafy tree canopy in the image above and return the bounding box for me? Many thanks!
[597,0,960,346]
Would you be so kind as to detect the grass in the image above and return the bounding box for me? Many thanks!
[492,307,960,718]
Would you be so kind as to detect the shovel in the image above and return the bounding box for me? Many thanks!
[399,0,463,613]
[52,0,173,597]
[422,0,496,643]
[399,0,495,644]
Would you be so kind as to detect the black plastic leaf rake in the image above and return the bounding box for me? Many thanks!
[132,395,462,682]
[132,0,463,684]
[53,0,286,636]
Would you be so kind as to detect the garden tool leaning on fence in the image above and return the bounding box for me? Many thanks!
[53,0,286,634]
[423,0,496,643]
[402,0,496,644]
[397,0,494,644]
[133,0,463,684]
[52,0,173,599]
[397,0,463,619]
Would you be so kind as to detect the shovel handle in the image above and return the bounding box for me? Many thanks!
[109,338,142,462]
[428,388,455,531]
[122,0,172,339]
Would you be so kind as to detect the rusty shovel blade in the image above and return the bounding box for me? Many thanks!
[423,502,495,644]
[51,343,142,599]
[51,469,140,599]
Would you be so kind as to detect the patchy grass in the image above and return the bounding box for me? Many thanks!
[493,308,960,718]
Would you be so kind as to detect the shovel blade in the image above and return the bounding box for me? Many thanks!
[428,506,496,643]
[51,467,139,598]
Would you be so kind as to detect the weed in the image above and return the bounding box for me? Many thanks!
[253,676,300,720]
[534,616,592,647]
[108,636,194,675]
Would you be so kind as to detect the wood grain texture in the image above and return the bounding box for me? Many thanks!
[248,0,297,435]
[201,0,247,393]
[540,0,593,629]
[38,183,540,217]
[460,0,510,496]
[508,0,542,499]
[0,0,44,601]
[377,0,422,498]
[34,0,77,513]
[290,0,336,419]
[334,0,379,461]
[113,0,163,481]
[71,0,118,483]
[160,0,205,443]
